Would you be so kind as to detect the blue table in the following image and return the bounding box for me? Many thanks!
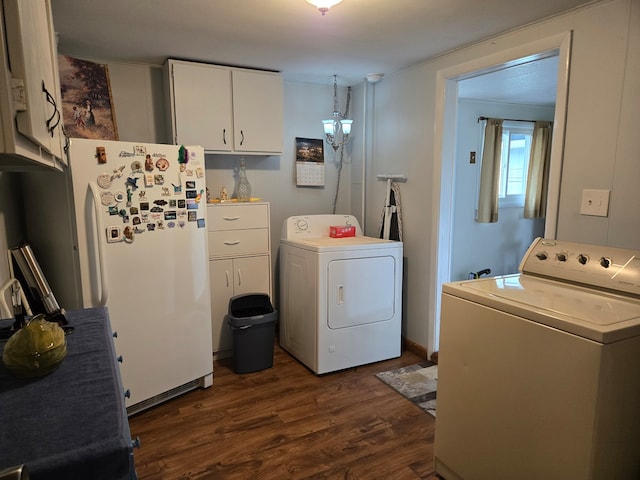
[0,308,136,479]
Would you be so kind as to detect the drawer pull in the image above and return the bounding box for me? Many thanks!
[224,240,241,246]
[117,355,123,363]
[124,389,131,399]
[131,437,141,449]
[223,216,240,221]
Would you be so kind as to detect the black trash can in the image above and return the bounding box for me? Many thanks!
[225,293,278,374]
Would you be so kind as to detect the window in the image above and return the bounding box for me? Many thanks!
[498,121,533,207]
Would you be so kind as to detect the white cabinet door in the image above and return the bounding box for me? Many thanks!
[169,60,232,151]
[232,70,283,153]
[0,0,64,167]
[210,258,234,353]
[166,60,283,154]
[210,255,271,353]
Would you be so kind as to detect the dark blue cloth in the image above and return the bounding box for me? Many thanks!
[0,307,135,479]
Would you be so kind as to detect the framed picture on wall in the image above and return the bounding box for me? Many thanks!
[58,55,119,140]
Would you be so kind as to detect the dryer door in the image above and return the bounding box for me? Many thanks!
[327,255,397,329]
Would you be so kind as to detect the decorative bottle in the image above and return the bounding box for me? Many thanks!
[237,158,252,202]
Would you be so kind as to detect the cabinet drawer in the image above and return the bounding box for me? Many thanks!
[207,204,269,231]
[209,228,269,256]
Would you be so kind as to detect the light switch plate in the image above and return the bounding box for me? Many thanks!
[580,189,610,217]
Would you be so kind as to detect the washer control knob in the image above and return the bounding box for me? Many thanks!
[600,257,611,268]
[577,254,589,265]
[535,252,548,261]
[557,253,568,262]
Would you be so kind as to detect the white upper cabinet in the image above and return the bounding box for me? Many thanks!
[0,0,65,170]
[165,59,283,155]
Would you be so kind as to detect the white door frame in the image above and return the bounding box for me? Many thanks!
[428,31,573,354]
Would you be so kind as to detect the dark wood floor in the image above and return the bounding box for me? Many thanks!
[129,341,437,479]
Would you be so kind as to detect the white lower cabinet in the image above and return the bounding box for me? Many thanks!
[207,202,272,356]
[209,255,271,354]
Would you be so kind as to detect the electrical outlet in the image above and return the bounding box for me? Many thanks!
[580,189,610,217]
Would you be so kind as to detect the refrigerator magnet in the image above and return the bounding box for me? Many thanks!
[131,161,143,173]
[97,173,112,189]
[125,177,139,190]
[101,191,116,206]
[154,174,164,185]
[111,165,126,179]
[185,181,196,189]
[145,155,154,172]
[106,226,122,243]
[123,226,134,243]
[156,157,169,171]
[96,147,108,164]
[144,174,154,187]
[114,191,125,203]
[196,167,204,179]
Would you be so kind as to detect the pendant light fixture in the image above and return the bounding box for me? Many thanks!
[323,75,352,151]
[306,0,344,16]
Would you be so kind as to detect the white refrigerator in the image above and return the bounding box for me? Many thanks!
[23,138,213,414]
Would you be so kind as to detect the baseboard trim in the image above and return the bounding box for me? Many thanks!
[401,337,438,364]
[403,337,429,360]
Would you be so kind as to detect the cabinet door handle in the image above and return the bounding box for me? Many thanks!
[240,130,245,145]
[237,269,242,286]
[223,216,240,221]
[225,271,230,288]
[223,128,227,145]
[224,240,240,246]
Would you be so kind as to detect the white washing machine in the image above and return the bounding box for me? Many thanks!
[435,237,640,480]
[279,214,402,374]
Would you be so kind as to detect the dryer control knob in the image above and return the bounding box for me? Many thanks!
[536,252,548,261]
[578,254,589,265]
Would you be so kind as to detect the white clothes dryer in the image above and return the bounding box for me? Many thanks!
[279,215,403,374]
[435,238,640,480]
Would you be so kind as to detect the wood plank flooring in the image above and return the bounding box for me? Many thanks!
[129,342,438,479]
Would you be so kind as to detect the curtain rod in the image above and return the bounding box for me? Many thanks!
[477,116,538,123]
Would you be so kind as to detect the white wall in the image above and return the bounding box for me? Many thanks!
[368,0,640,353]
[451,99,553,281]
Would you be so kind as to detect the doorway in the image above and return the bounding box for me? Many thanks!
[428,32,573,354]
[450,55,558,282]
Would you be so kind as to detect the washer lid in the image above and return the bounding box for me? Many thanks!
[443,274,640,344]
[281,235,402,252]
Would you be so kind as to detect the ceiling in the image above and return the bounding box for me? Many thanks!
[51,0,589,103]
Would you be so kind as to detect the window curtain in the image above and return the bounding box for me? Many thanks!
[477,118,503,223]
[524,121,553,219]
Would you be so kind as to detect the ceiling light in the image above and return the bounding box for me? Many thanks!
[306,0,343,16]
[323,75,352,151]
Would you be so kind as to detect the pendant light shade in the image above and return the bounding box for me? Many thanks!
[323,75,353,151]
[306,0,344,15]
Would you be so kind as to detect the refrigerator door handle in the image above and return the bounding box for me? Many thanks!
[88,181,109,306]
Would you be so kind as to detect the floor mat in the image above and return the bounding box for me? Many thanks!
[375,361,437,417]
